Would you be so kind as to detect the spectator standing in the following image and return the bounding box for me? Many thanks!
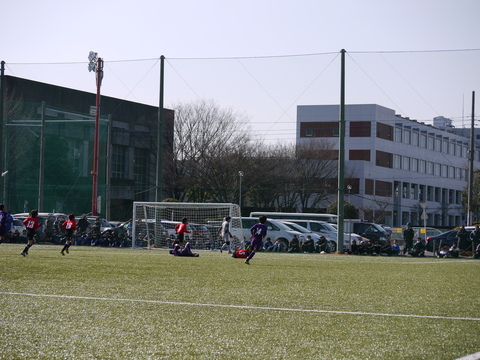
[45,216,54,242]
[403,222,414,255]
[60,213,77,255]
[77,215,90,235]
[457,225,471,254]
[21,209,42,256]
[219,216,233,254]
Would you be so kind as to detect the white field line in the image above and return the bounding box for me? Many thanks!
[2,291,479,322]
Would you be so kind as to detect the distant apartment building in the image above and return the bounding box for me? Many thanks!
[296,104,480,227]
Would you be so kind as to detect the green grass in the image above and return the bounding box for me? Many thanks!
[1,244,479,359]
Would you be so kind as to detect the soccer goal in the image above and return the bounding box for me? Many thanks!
[132,202,242,250]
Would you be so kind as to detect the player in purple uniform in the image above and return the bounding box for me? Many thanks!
[245,215,267,265]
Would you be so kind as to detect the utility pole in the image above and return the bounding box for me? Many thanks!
[0,61,5,202]
[156,55,165,202]
[468,91,476,226]
[105,114,112,220]
[38,101,46,211]
[337,49,346,253]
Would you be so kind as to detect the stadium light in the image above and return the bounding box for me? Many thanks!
[87,51,104,216]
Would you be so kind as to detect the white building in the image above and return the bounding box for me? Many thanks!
[296,104,480,227]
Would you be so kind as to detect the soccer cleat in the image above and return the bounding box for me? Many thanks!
[245,260,250,265]
[61,250,65,256]
[21,252,26,257]
[66,247,69,254]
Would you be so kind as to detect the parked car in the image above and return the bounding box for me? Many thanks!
[13,212,68,242]
[344,220,390,244]
[282,219,363,251]
[425,229,472,252]
[239,217,303,250]
[12,218,26,233]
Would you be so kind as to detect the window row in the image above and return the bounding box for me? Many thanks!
[364,178,463,204]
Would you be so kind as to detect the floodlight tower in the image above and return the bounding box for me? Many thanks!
[88,51,104,216]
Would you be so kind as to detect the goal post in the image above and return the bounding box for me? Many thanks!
[131,202,243,250]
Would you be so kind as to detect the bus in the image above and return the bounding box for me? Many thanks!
[249,212,338,224]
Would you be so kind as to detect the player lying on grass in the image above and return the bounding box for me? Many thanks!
[170,240,199,257]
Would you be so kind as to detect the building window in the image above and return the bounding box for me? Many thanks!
[376,150,392,168]
[435,163,441,176]
[449,141,455,155]
[134,148,148,185]
[402,183,409,199]
[376,122,393,140]
[420,134,427,148]
[350,121,371,137]
[427,136,434,150]
[443,139,449,153]
[448,166,455,178]
[435,187,441,202]
[412,131,419,147]
[394,154,402,169]
[427,186,434,201]
[349,149,371,161]
[419,160,426,173]
[403,156,410,171]
[112,145,127,179]
[411,158,419,172]
[427,161,434,175]
[403,130,411,145]
[305,128,313,137]
[435,137,442,151]
[442,164,448,178]
[394,127,402,142]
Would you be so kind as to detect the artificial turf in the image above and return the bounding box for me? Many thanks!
[1,244,479,359]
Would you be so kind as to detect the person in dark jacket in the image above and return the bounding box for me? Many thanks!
[457,225,471,253]
[403,222,414,255]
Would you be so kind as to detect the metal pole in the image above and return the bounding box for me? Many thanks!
[92,57,103,216]
[38,101,46,211]
[468,91,475,226]
[156,55,165,202]
[239,171,244,210]
[0,61,4,202]
[105,114,112,220]
[337,49,346,253]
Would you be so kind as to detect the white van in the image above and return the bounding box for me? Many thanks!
[239,217,303,249]
[283,219,363,251]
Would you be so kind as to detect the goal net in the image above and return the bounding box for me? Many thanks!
[132,202,243,250]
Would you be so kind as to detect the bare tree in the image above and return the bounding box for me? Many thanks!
[163,99,253,202]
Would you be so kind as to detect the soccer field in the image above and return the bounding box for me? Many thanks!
[1,244,479,360]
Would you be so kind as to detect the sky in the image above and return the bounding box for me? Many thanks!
[2,0,479,144]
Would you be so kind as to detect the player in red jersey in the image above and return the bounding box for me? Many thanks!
[174,217,190,245]
[61,213,77,255]
[21,209,42,257]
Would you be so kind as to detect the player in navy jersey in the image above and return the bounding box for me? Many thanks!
[0,204,7,244]
[245,215,267,265]
[21,209,42,256]
[61,213,77,255]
